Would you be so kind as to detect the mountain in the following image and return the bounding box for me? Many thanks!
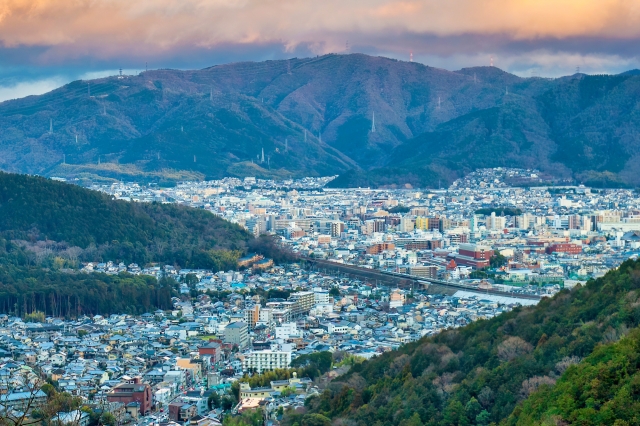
[0,172,253,268]
[2,54,640,186]
[282,259,640,426]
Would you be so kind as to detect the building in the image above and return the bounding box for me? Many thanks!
[288,291,315,317]
[313,288,330,304]
[106,377,152,415]
[223,321,249,349]
[408,265,438,279]
[243,350,292,373]
[389,289,405,309]
[330,221,345,237]
[455,243,492,269]
[415,216,429,231]
[275,322,298,339]
[399,216,415,232]
[198,341,222,363]
[244,305,260,329]
[168,403,197,422]
[237,253,264,268]
[365,242,395,255]
[487,212,506,231]
[546,243,582,255]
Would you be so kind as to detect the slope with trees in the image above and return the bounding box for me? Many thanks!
[284,259,640,426]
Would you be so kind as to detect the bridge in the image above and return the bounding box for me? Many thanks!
[300,258,542,301]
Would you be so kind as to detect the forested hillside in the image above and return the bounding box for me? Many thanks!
[0,238,175,316]
[0,172,252,268]
[283,258,640,426]
[2,54,640,187]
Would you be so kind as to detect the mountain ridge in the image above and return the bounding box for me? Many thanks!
[1,54,640,187]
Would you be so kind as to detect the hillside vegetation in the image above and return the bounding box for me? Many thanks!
[0,172,252,268]
[0,172,295,317]
[0,238,175,316]
[283,259,640,426]
[1,55,640,187]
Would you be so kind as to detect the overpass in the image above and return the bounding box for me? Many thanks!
[300,258,542,301]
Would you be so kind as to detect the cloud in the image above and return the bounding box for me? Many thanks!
[0,77,67,102]
[2,1,640,59]
[1,0,640,100]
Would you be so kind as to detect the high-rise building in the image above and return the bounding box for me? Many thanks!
[415,216,429,231]
[399,216,415,232]
[244,305,260,329]
[223,321,249,349]
[487,212,506,230]
[288,291,315,317]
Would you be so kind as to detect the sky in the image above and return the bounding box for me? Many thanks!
[1,0,640,102]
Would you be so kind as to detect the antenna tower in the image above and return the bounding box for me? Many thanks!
[410,51,413,62]
[371,112,376,132]
[576,66,580,74]
[119,68,123,77]
[490,56,494,67]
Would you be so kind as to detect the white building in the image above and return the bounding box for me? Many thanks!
[275,322,298,340]
[313,288,330,304]
[243,350,292,373]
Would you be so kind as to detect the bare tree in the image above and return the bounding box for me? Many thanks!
[555,356,582,375]
[497,336,533,362]
[0,367,48,426]
[520,376,556,399]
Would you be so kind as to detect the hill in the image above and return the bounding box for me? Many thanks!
[0,172,253,269]
[2,54,640,187]
[282,258,640,425]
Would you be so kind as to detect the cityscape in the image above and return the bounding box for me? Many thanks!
[1,168,629,424]
[3,1,640,424]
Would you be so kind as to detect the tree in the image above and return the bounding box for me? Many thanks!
[208,392,221,410]
[223,408,262,426]
[300,413,332,426]
[497,336,533,362]
[0,369,48,426]
[490,250,507,268]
